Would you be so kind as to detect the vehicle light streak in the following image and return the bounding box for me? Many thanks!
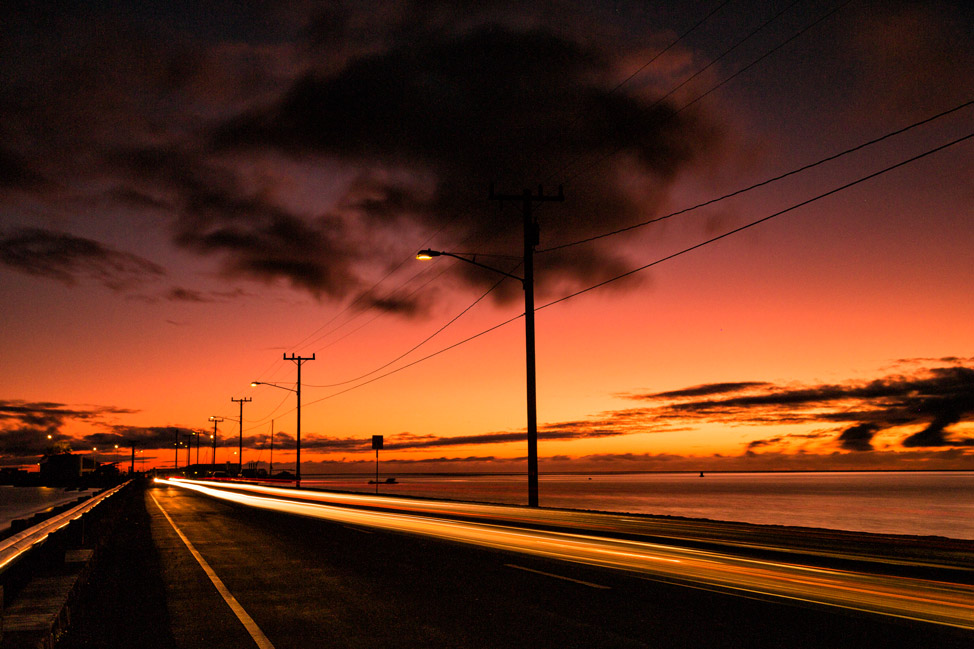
[158,479,974,630]
[163,479,973,573]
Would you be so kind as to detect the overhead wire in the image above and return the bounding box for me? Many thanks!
[238,202,522,432]
[198,0,930,442]
[205,1,746,426]
[554,0,854,186]
[304,273,512,388]
[526,0,736,181]
[539,132,974,309]
[283,132,973,415]
[538,99,974,253]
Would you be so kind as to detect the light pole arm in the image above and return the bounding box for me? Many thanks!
[417,250,524,285]
[251,381,297,393]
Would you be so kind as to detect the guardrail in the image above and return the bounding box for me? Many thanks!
[0,482,128,574]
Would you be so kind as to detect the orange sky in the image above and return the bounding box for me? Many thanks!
[1,1,972,474]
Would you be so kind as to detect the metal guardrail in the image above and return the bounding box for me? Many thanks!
[0,482,128,574]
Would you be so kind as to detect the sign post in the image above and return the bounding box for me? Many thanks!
[372,435,383,493]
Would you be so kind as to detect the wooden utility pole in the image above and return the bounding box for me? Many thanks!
[284,353,314,487]
[231,397,252,475]
[488,184,563,507]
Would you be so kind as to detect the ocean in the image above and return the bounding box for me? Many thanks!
[0,485,98,531]
[304,471,974,540]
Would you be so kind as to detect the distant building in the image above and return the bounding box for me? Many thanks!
[40,453,97,485]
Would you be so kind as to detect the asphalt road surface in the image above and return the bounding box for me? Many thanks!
[78,480,967,649]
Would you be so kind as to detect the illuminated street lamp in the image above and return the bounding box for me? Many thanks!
[417,247,541,507]
[252,356,312,488]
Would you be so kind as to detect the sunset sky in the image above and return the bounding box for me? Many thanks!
[2,0,972,476]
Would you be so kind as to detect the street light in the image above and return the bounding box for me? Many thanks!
[252,361,312,488]
[417,247,541,507]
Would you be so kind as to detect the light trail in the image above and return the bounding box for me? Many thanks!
[158,479,974,630]
[165,479,974,572]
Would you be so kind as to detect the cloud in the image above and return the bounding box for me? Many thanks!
[93,425,205,448]
[0,227,165,291]
[211,15,719,305]
[292,424,629,454]
[0,148,46,189]
[625,364,974,450]
[644,382,772,399]
[1,3,725,308]
[0,401,135,459]
[837,423,879,451]
[166,286,254,303]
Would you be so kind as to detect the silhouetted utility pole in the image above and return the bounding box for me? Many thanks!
[209,417,224,467]
[231,397,252,476]
[285,353,314,487]
[489,184,564,508]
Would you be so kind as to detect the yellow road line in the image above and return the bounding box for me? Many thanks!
[149,490,277,649]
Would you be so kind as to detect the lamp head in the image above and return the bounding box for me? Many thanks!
[416,249,441,260]
[251,381,260,387]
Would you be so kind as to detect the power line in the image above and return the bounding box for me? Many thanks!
[557,0,854,186]
[539,99,973,253]
[241,209,523,428]
[531,0,735,178]
[229,95,971,426]
[294,131,972,412]
[204,4,741,422]
[304,273,510,388]
[539,132,974,309]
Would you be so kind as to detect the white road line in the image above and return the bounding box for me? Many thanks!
[343,525,374,533]
[150,490,277,649]
[506,563,611,589]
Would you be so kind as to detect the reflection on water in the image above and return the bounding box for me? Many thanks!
[0,485,98,529]
[303,471,974,539]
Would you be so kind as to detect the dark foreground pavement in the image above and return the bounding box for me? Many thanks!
[55,482,973,649]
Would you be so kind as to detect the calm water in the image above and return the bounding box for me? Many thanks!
[0,486,97,530]
[305,471,974,540]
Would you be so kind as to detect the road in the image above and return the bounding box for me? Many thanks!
[141,479,973,648]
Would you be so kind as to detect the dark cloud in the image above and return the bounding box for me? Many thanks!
[837,423,879,451]
[0,400,135,459]
[214,18,718,304]
[168,287,212,302]
[0,227,165,291]
[0,148,46,189]
[627,365,974,450]
[1,2,722,308]
[295,425,627,453]
[746,437,784,450]
[86,426,200,450]
[640,382,772,399]
[166,286,254,303]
